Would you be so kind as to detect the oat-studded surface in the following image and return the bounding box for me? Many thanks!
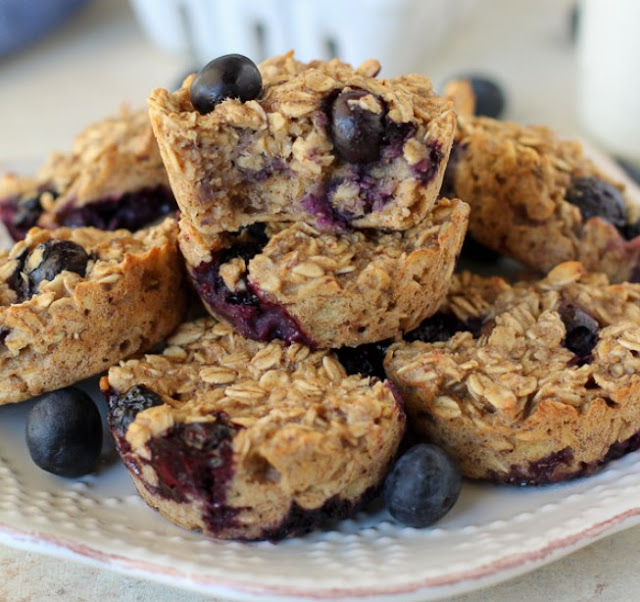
[0,108,171,234]
[386,262,640,484]
[148,51,455,234]
[0,218,185,404]
[183,197,469,348]
[103,317,405,540]
[449,116,640,282]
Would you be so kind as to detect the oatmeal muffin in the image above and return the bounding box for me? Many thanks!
[443,116,640,282]
[179,197,469,348]
[0,108,176,241]
[0,218,185,405]
[101,317,405,541]
[385,262,640,485]
[148,51,456,235]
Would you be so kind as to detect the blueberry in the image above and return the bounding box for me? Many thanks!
[335,340,390,380]
[329,89,384,163]
[9,239,90,301]
[190,54,262,115]
[26,387,103,478]
[449,75,506,119]
[559,303,599,362]
[383,443,461,528]
[12,189,55,233]
[565,177,627,229]
[405,312,484,343]
[107,384,163,435]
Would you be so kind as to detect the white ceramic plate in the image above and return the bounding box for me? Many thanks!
[2,387,640,602]
[1,151,640,601]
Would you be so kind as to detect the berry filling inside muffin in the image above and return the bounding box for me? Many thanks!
[0,188,55,241]
[191,225,314,347]
[54,185,177,232]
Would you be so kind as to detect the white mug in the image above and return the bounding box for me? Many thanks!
[577,0,640,162]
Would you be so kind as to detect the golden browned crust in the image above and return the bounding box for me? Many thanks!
[385,262,640,484]
[0,108,170,233]
[0,218,185,404]
[148,51,456,235]
[180,197,469,348]
[103,317,405,540]
[449,116,640,282]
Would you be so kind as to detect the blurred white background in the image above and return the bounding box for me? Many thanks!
[1,0,580,163]
[3,1,640,601]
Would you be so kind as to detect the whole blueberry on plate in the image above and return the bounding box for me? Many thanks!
[384,443,461,528]
[26,387,103,478]
[190,54,262,115]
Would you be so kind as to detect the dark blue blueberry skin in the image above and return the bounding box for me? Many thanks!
[329,89,385,163]
[335,340,391,380]
[469,76,506,118]
[565,177,627,230]
[383,443,462,528]
[559,303,599,364]
[9,239,90,302]
[107,384,163,436]
[26,387,103,478]
[190,54,262,115]
[448,75,506,119]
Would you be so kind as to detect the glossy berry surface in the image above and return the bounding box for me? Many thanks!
[335,340,390,380]
[108,384,163,435]
[329,89,385,163]
[462,75,506,119]
[565,176,627,229]
[190,54,262,115]
[383,443,462,528]
[560,303,599,362]
[26,387,103,478]
[11,239,90,301]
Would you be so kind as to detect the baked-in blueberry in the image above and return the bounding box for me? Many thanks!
[107,384,163,435]
[26,239,89,291]
[405,311,484,343]
[55,186,176,232]
[26,387,103,478]
[10,239,90,301]
[329,89,385,163]
[560,302,599,363]
[190,54,262,115]
[0,188,57,241]
[565,176,627,229]
[383,443,461,528]
[335,340,391,380]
